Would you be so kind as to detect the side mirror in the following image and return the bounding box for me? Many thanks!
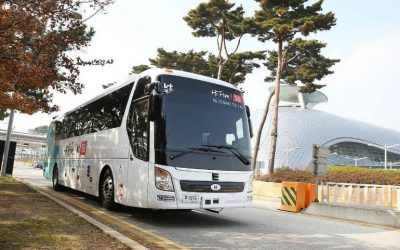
[245,105,251,118]
[245,105,253,138]
[144,82,159,94]
[248,117,254,138]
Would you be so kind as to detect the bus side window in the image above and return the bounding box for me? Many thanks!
[62,117,70,139]
[132,76,151,100]
[103,83,133,129]
[55,121,63,141]
[127,98,150,161]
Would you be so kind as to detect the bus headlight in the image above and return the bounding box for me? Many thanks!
[155,167,174,192]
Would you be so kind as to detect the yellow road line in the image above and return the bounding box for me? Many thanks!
[38,185,189,250]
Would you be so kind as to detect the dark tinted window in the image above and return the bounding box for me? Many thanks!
[61,83,133,139]
[103,84,132,129]
[61,117,72,139]
[155,75,252,171]
[161,76,251,155]
[89,98,105,133]
[55,121,63,141]
[127,98,149,161]
[132,76,151,100]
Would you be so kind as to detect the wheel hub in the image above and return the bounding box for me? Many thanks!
[103,177,113,200]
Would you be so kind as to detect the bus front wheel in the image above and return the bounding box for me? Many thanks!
[100,169,116,210]
[52,166,63,191]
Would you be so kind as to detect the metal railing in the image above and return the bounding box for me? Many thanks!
[321,182,400,211]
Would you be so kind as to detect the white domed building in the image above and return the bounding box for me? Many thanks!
[254,85,400,172]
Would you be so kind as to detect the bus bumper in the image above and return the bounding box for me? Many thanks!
[147,187,253,210]
[147,165,253,210]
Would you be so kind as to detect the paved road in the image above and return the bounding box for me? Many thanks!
[12,164,400,250]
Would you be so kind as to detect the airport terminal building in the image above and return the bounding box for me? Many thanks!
[255,85,400,171]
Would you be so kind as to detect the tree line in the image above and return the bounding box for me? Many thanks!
[131,0,339,173]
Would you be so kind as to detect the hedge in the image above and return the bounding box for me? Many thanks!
[255,166,400,185]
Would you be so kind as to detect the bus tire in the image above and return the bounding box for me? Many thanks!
[100,168,116,210]
[52,166,63,191]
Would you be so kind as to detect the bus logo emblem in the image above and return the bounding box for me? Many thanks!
[164,83,174,94]
[211,184,221,191]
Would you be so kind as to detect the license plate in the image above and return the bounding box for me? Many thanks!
[182,194,199,203]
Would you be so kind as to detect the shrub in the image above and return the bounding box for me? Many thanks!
[255,166,400,185]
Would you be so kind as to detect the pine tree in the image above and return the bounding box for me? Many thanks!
[183,0,255,80]
[149,49,212,77]
[265,38,339,92]
[132,48,264,86]
[131,65,151,74]
[252,0,337,173]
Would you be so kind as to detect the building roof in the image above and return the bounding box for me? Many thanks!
[268,85,328,108]
[254,107,400,169]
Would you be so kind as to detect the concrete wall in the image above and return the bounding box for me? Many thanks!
[253,181,323,199]
[305,203,400,228]
[253,181,281,198]
[254,180,400,228]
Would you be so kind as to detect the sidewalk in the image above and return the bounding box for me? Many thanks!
[253,195,281,210]
[0,176,130,250]
[10,165,187,250]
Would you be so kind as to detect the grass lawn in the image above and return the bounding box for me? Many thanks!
[0,176,128,250]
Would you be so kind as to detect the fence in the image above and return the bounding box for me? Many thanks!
[320,182,400,211]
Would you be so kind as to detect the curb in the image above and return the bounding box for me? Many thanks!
[18,179,148,250]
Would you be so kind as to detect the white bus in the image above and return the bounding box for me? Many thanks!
[44,69,254,211]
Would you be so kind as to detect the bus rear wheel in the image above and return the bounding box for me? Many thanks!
[52,166,63,191]
[100,169,116,210]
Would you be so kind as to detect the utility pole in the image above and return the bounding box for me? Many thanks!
[1,109,15,176]
[384,144,387,170]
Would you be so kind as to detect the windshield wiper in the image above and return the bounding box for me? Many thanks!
[169,147,224,160]
[201,144,251,165]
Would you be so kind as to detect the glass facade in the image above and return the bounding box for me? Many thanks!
[255,106,400,170]
[328,142,400,169]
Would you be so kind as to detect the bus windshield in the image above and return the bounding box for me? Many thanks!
[155,75,252,171]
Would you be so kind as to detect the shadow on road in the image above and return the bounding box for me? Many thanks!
[120,205,247,228]
[58,186,247,229]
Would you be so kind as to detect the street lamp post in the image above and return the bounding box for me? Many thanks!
[368,143,400,170]
[280,147,300,167]
[333,153,367,167]
[390,161,400,170]
[356,157,367,167]
[346,157,367,167]
[1,109,15,176]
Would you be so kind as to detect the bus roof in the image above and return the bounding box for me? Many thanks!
[56,68,239,119]
[139,68,239,90]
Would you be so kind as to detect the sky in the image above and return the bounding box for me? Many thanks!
[2,0,400,132]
